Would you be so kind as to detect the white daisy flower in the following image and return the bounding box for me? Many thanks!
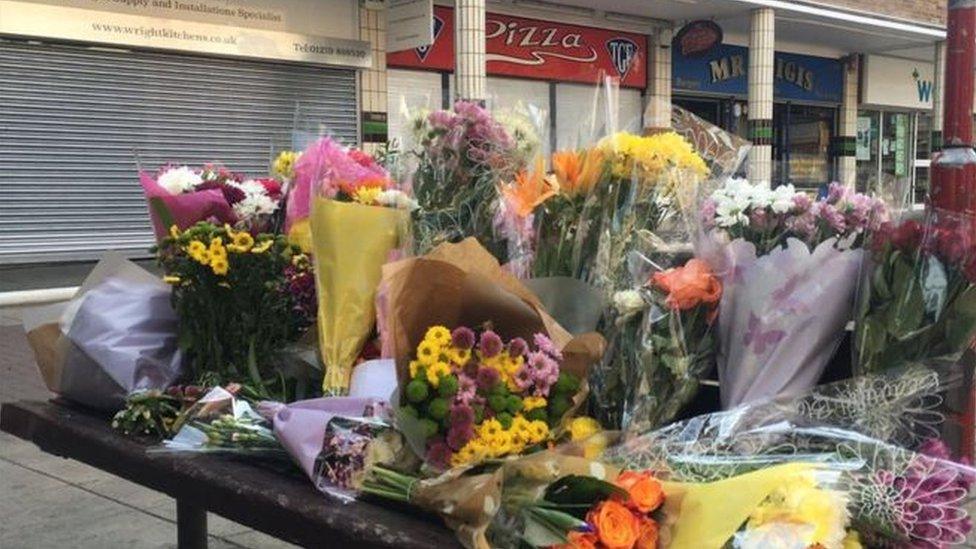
[157,166,202,195]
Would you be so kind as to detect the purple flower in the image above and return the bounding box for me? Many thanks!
[507,337,528,358]
[451,326,476,350]
[479,330,503,358]
[475,367,500,391]
[528,351,559,396]
[513,363,534,391]
[533,333,562,360]
[792,192,813,213]
[919,438,952,461]
[819,203,847,233]
[426,440,453,469]
[450,404,475,428]
[446,425,475,451]
[455,374,478,406]
[749,208,770,229]
[826,182,847,204]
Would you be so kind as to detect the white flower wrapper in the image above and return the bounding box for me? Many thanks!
[702,236,863,408]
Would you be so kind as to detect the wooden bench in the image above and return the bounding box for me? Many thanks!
[0,400,459,549]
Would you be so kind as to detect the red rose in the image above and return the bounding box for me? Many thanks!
[890,219,923,252]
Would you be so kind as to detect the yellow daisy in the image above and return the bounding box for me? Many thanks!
[522,396,547,412]
[250,239,273,254]
[416,340,440,366]
[210,256,229,276]
[424,326,452,346]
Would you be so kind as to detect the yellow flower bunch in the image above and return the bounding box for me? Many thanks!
[597,131,708,183]
[746,473,850,548]
[451,414,550,467]
[272,150,300,181]
[353,185,384,206]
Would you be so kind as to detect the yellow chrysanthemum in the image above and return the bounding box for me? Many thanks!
[522,396,547,412]
[424,326,452,347]
[250,239,274,254]
[446,347,472,366]
[228,231,254,253]
[569,417,601,441]
[273,150,300,180]
[416,340,440,366]
[596,131,707,183]
[425,361,451,387]
[489,430,513,458]
[527,420,549,444]
[186,240,206,256]
[210,256,229,276]
[479,418,503,440]
[409,360,424,379]
[353,186,383,205]
[169,225,181,239]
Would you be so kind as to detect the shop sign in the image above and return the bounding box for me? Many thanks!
[673,44,843,103]
[673,20,722,57]
[861,55,935,110]
[0,0,371,68]
[386,0,434,52]
[386,5,647,88]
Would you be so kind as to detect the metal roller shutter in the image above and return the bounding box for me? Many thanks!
[0,39,358,264]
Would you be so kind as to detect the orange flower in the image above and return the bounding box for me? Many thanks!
[552,149,603,197]
[587,500,641,549]
[501,156,557,218]
[553,531,599,549]
[615,471,665,514]
[650,258,722,312]
[634,518,659,549]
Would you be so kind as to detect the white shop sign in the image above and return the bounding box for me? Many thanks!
[861,55,934,110]
[386,0,433,52]
[0,0,371,68]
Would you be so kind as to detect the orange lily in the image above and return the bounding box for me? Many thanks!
[501,156,557,218]
[552,148,604,197]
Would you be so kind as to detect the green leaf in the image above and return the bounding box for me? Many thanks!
[887,258,925,337]
[943,285,976,351]
[520,507,586,548]
[543,475,627,507]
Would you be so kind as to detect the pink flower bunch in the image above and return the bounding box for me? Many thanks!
[287,137,393,229]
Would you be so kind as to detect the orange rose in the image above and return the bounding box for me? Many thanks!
[552,531,599,549]
[587,500,641,549]
[635,518,659,549]
[650,259,722,312]
[615,471,665,514]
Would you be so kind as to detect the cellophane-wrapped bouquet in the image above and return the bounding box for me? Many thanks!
[290,137,415,395]
[156,222,316,400]
[854,207,976,374]
[593,256,722,431]
[607,367,975,548]
[399,325,582,469]
[408,100,532,265]
[696,180,888,407]
[141,163,282,240]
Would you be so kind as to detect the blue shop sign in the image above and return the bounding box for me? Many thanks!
[672,44,843,103]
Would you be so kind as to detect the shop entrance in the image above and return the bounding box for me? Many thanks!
[773,103,836,192]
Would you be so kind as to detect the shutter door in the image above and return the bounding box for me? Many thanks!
[0,39,358,264]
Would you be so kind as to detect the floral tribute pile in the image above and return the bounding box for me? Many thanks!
[401,326,581,469]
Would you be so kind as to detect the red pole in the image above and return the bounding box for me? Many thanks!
[931,0,976,214]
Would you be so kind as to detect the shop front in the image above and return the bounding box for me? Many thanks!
[386,5,648,156]
[0,0,369,264]
[858,54,937,203]
[672,39,844,190]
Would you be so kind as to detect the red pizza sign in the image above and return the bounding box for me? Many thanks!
[387,6,647,89]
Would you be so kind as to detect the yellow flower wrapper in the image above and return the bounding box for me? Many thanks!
[661,462,814,549]
[310,197,407,395]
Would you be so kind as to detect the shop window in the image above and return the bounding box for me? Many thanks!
[387,70,450,152]
[881,112,914,197]
[487,77,551,159]
[856,111,880,193]
[774,103,835,192]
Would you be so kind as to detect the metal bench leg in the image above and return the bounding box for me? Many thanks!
[176,499,207,549]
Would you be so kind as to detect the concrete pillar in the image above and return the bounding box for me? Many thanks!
[359,4,388,152]
[748,8,775,187]
[837,55,859,187]
[933,40,947,152]
[643,27,672,134]
[455,0,486,103]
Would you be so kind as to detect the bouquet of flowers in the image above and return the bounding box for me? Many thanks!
[495,157,558,278]
[399,325,582,469]
[161,386,284,455]
[594,257,722,431]
[607,370,976,548]
[586,131,708,295]
[854,208,976,374]
[498,468,665,549]
[409,101,529,264]
[140,163,282,240]
[291,137,414,395]
[696,180,888,407]
[378,239,604,470]
[156,222,316,400]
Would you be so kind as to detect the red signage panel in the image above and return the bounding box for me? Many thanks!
[387,6,647,89]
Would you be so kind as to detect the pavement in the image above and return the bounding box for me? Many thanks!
[0,308,297,549]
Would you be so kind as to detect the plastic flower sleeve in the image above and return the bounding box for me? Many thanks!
[603,366,976,547]
[139,171,237,242]
[159,387,283,455]
[23,253,183,411]
[854,207,976,374]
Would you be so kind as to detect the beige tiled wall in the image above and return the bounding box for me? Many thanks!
[455,0,486,102]
[644,28,672,132]
[748,8,774,186]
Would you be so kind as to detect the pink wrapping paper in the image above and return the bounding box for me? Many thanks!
[139,172,236,241]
